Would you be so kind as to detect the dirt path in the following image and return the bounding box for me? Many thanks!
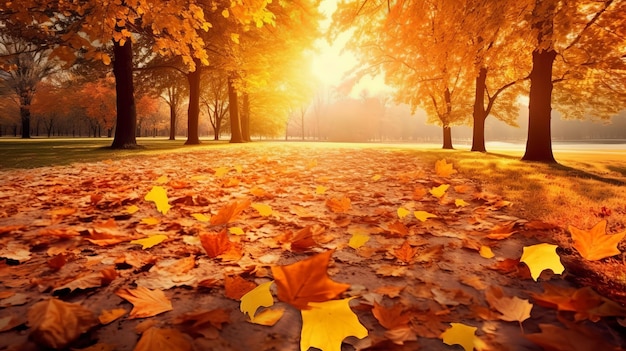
[0,143,624,351]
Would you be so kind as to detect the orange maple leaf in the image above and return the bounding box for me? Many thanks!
[290,226,318,252]
[224,275,257,300]
[435,159,457,178]
[325,197,351,213]
[394,241,418,264]
[372,301,412,330]
[115,287,173,319]
[210,199,251,225]
[568,220,625,261]
[272,250,350,310]
[199,229,231,258]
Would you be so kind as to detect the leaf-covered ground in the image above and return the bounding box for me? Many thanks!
[1,143,625,351]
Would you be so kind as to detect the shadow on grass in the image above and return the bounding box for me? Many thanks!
[0,138,229,169]
[549,163,625,187]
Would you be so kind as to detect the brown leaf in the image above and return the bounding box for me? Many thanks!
[484,286,532,323]
[115,287,173,319]
[272,250,350,309]
[224,274,257,300]
[134,327,192,351]
[485,221,517,240]
[27,298,98,349]
[372,302,411,330]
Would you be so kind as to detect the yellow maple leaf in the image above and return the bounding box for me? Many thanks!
[441,323,478,351]
[191,213,210,222]
[520,243,565,281]
[479,246,495,259]
[124,205,140,214]
[397,207,410,219]
[130,234,168,250]
[435,159,457,178]
[214,166,230,177]
[569,220,626,261]
[300,298,368,351]
[229,227,245,235]
[141,217,160,225]
[371,174,382,181]
[252,203,273,217]
[316,185,327,195]
[429,184,450,198]
[155,175,168,184]
[348,232,370,249]
[455,199,469,207]
[240,281,275,320]
[414,210,438,222]
[115,287,173,319]
[144,186,171,215]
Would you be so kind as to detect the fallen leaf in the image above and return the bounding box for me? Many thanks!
[530,284,626,321]
[141,217,160,225]
[53,271,107,293]
[247,307,285,326]
[240,281,274,320]
[199,229,231,258]
[144,186,171,215]
[272,250,350,309]
[74,343,116,351]
[125,205,140,214]
[394,241,418,264]
[191,213,210,222]
[27,299,98,349]
[229,227,245,235]
[252,203,273,217]
[414,210,438,222]
[214,166,230,177]
[224,274,257,300]
[525,322,622,351]
[316,185,328,195]
[429,184,449,198]
[130,234,168,250]
[479,246,495,259]
[569,220,626,261]
[210,199,251,225]
[0,315,23,332]
[374,285,405,298]
[520,243,564,281]
[397,207,411,219]
[435,159,457,178]
[326,196,352,213]
[440,323,478,351]
[485,286,533,323]
[455,199,469,207]
[372,174,382,181]
[486,221,517,240]
[372,301,411,330]
[300,298,368,351]
[156,175,168,184]
[98,308,127,324]
[134,327,192,351]
[348,232,370,249]
[115,287,173,319]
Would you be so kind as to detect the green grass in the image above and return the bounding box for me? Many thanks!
[0,137,230,169]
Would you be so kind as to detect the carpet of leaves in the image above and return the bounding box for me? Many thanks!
[0,143,625,351]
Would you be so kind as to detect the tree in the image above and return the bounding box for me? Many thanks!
[2,0,274,148]
[201,70,229,140]
[30,82,69,137]
[0,35,58,138]
[78,77,117,137]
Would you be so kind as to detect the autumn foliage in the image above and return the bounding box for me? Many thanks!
[0,145,625,350]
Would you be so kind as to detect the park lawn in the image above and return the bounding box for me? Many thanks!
[0,140,625,350]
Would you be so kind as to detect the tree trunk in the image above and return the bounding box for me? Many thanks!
[19,95,32,139]
[471,67,488,152]
[241,93,251,142]
[185,59,201,145]
[169,105,176,140]
[228,73,243,143]
[442,126,453,149]
[111,37,138,149]
[522,49,557,162]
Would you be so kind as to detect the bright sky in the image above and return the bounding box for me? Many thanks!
[311,0,389,98]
